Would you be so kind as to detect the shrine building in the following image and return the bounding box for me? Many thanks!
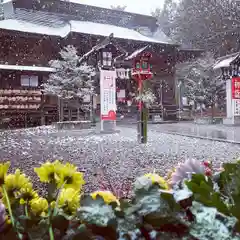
[0,0,201,128]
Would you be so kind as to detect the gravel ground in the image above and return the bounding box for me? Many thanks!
[0,125,240,195]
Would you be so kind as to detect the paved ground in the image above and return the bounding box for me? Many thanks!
[0,125,240,196]
[116,118,240,143]
[146,122,240,143]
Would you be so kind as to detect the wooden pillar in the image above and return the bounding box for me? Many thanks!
[24,114,27,128]
[58,98,63,122]
[77,107,80,121]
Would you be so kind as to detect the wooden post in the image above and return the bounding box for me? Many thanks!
[68,108,71,121]
[142,106,148,143]
[41,112,45,126]
[24,114,27,128]
[58,97,62,122]
[77,107,80,121]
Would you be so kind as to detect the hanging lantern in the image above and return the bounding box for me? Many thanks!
[99,43,116,70]
[132,52,153,81]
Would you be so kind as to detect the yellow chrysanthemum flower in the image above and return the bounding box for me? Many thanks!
[2,169,32,202]
[91,191,119,205]
[30,197,48,217]
[0,162,10,185]
[16,186,39,205]
[165,168,176,185]
[58,188,80,215]
[58,163,85,190]
[34,160,63,183]
[50,201,56,209]
[144,173,169,189]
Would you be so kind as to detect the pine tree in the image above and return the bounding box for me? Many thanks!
[43,45,96,120]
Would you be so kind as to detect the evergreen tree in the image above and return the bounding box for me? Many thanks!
[151,0,177,37]
[153,0,240,55]
[176,52,225,117]
[43,45,96,119]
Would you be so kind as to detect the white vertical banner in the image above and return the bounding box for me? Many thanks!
[100,69,117,122]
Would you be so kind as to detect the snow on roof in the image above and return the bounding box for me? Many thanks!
[0,19,71,37]
[125,46,148,60]
[213,53,240,69]
[70,21,168,44]
[0,64,55,72]
[151,28,176,45]
[0,16,173,44]
[2,0,13,3]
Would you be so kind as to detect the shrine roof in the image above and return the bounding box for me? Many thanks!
[213,52,240,69]
[0,64,55,72]
[70,20,171,44]
[0,7,176,45]
[0,18,71,37]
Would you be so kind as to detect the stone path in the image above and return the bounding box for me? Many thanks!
[148,122,240,144]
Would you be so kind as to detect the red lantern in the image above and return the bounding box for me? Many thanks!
[131,52,153,81]
[131,52,153,110]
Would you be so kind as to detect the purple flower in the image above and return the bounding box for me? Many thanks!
[0,202,6,232]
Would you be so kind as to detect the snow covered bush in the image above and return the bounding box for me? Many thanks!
[135,80,157,109]
[135,88,156,108]
[176,52,225,118]
[1,159,240,239]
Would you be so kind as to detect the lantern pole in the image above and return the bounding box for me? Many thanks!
[137,73,144,143]
[126,46,151,143]
[137,72,148,144]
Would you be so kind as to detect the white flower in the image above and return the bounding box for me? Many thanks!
[135,89,156,107]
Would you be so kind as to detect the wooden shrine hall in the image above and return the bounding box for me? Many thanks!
[0,0,201,128]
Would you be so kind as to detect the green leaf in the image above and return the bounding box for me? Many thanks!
[47,182,58,202]
[94,195,106,205]
[219,162,240,196]
[109,201,118,210]
[107,218,118,228]
[80,195,93,206]
[190,201,238,240]
[71,224,93,240]
[17,215,38,232]
[119,199,131,210]
[185,181,201,194]
[80,194,105,207]
[199,181,213,193]
[52,214,69,232]
[211,192,229,215]
[161,192,181,212]
[191,174,207,185]
[185,173,229,216]
[26,219,49,240]
[77,195,116,227]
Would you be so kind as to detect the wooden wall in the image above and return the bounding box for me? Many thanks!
[0,30,179,124]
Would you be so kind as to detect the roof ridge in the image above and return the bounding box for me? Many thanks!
[216,52,239,61]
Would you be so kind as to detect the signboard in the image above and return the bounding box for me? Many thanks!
[233,99,240,116]
[100,69,116,121]
[232,77,240,99]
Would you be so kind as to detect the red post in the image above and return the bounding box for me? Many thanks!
[138,77,143,111]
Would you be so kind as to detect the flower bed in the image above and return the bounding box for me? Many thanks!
[0,159,240,239]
